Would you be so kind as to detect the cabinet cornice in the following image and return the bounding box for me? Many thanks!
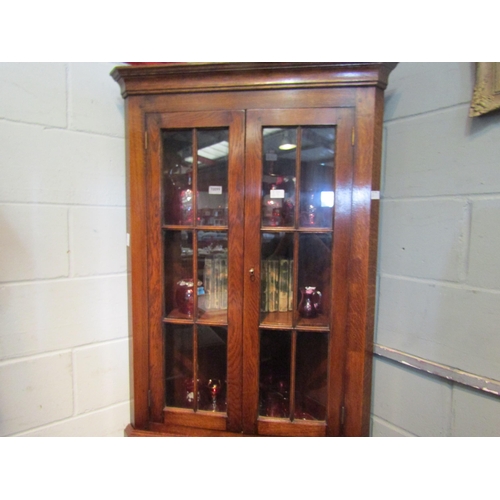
[111,62,398,98]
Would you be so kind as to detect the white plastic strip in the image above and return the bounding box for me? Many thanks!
[371,190,380,200]
[374,344,500,396]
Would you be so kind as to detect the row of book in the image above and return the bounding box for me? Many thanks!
[202,256,294,313]
[261,259,294,313]
[202,256,228,311]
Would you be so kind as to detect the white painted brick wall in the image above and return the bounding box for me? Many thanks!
[73,339,130,414]
[0,120,125,205]
[0,63,67,127]
[377,276,500,381]
[0,352,74,435]
[372,357,452,437]
[0,204,69,282]
[70,206,127,276]
[374,62,500,436]
[379,198,469,281]
[0,62,129,436]
[16,402,130,437]
[1,62,498,437]
[467,198,500,289]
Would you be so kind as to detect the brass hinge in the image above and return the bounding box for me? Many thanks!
[351,127,355,146]
[145,131,148,150]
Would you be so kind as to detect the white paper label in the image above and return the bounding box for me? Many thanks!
[270,189,285,199]
[209,186,223,195]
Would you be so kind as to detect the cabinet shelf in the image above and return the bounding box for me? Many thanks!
[162,225,228,231]
[261,226,332,233]
[163,309,228,325]
[259,311,329,331]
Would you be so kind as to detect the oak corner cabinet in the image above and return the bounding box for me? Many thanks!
[112,62,397,437]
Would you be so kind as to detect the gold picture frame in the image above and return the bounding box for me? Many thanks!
[470,62,500,117]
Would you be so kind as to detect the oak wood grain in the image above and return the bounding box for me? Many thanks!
[114,63,397,437]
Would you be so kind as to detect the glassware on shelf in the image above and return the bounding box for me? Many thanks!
[175,279,203,316]
[206,378,223,412]
[265,391,287,417]
[300,192,318,227]
[262,184,283,226]
[183,377,200,408]
[298,286,322,318]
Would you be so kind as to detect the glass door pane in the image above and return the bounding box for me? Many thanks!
[260,232,294,327]
[299,127,335,229]
[197,129,229,227]
[197,325,228,412]
[256,121,336,426]
[262,128,297,228]
[297,233,332,328]
[163,130,194,226]
[295,331,328,420]
[162,126,230,414]
[259,330,291,418]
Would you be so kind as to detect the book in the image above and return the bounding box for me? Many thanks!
[279,259,289,312]
[260,259,268,312]
[267,259,279,312]
[203,258,213,310]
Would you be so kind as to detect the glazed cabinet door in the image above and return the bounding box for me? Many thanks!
[146,110,245,434]
[242,108,355,436]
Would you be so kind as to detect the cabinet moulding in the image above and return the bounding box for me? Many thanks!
[111,62,398,98]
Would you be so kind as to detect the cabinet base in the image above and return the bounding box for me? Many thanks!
[124,423,246,437]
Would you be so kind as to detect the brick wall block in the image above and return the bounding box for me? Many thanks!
[376,276,500,381]
[0,352,73,435]
[383,105,500,198]
[0,120,125,205]
[68,62,125,138]
[73,339,130,414]
[70,206,126,277]
[452,385,500,436]
[467,198,500,290]
[372,357,452,436]
[0,62,67,127]
[0,275,128,360]
[379,198,468,281]
[18,402,130,437]
[0,204,68,282]
[384,62,473,120]
[370,416,414,437]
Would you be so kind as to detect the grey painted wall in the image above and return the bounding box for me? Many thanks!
[372,62,500,436]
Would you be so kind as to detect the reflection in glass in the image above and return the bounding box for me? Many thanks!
[162,130,194,225]
[165,324,194,409]
[299,126,336,229]
[298,233,332,327]
[197,325,227,412]
[197,129,229,227]
[197,231,228,319]
[295,331,328,421]
[259,330,291,418]
[164,230,193,318]
[262,128,297,227]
